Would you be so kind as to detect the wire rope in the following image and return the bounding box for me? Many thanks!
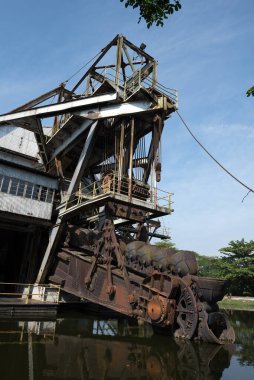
[176,110,254,201]
[62,49,104,85]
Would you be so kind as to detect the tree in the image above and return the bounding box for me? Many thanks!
[120,0,182,28]
[219,239,254,262]
[195,253,224,278]
[120,2,253,93]
[219,239,254,296]
[155,239,177,250]
[246,86,254,97]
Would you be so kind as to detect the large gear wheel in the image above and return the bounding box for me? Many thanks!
[174,278,198,340]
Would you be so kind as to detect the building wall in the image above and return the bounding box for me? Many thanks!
[0,192,54,220]
[0,163,58,189]
[0,125,39,157]
[0,163,58,221]
[0,125,52,158]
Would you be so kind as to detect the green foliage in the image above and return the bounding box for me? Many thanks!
[220,258,254,296]
[187,239,254,296]
[195,253,224,278]
[155,238,254,296]
[120,0,182,28]
[246,86,254,97]
[219,239,254,296]
[155,239,177,250]
[219,239,254,262]
[219,299,254,310]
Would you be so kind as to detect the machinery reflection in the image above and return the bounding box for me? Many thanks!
[0,316,234,380]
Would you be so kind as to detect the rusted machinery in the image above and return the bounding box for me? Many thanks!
[0,35,235,344]
[49,223,235,344]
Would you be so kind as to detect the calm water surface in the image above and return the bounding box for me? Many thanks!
[0,309,253,379]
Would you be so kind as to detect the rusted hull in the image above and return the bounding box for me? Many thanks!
[49,235,235,345]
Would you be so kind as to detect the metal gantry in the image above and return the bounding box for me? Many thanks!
[0,35,235,344]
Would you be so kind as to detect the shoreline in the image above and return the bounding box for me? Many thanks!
[218,297,254,311]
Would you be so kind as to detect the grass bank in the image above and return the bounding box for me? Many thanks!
[218,298,254,311]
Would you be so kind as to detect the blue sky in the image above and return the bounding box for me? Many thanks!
[0,0,253,255]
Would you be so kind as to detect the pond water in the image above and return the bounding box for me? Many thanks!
[0,309,253,379]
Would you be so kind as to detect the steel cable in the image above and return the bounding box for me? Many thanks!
[63,49,103,85]
[176,110,254,200]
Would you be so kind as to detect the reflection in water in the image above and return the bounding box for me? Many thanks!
[0,314,234,380]
[227,310,254,368]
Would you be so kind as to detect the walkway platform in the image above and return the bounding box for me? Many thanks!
[0,297,58,317]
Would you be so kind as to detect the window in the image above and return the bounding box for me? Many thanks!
[25,183,33,199]
[40,186,48,202]
[9,178,19,195]
[1,176,10,193]
[32,185,40,200]
[46,189,54,203]
[17,180,26,197]
[0,175,55,204]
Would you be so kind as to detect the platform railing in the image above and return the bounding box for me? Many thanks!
[0,282,61,304]
[61,173,172,213]
[149,226,171,238]
[95,66,178,105]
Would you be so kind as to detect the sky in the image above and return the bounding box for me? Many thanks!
[0,0,253,256]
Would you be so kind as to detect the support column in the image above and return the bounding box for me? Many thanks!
[128,117,134,201]
[35,216,64,283]
[36,121,98,283]
[143,114,163,183]
[67,121,98,205]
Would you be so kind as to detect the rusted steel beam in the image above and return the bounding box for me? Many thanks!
[122,43,135,73]
[115,35,124,89]
[0,93,117,124]
[74,99,164,120]
[36,216,65,283]
[90,71,118,91]
[10,86,64,113]
[95,61,144,70]
[124,37,155,62]
[106,202,146,222]
[66,121,98,206]
[143,114,164,183]
[48,118,93,162]
[125,61,154,90]
[128,117,134,201]
[71,35,119,94]
[92,157,148,175]
[0,94,117,124]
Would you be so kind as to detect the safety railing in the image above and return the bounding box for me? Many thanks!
[0,282,61,304]
[50,65,178,138]
[91,66,178,105]
[150,226,171,238]
[62,173,172,212]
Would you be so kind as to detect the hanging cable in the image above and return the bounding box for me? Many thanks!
[176,110,254,199]
[62,49,104,85]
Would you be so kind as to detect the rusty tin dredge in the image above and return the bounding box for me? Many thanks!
[0,35,235,344]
